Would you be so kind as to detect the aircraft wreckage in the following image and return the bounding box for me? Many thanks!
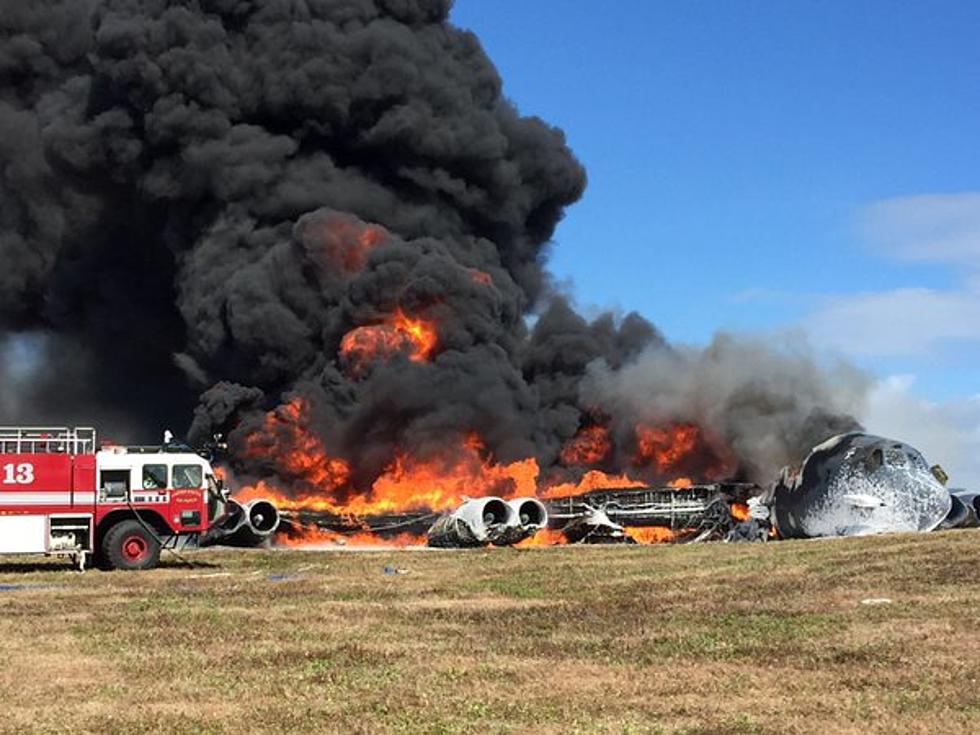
[273,432,976,548]
[427,497,548,547]
[766,432,953,538]
[278,482,761,547]
[202,498,281,547]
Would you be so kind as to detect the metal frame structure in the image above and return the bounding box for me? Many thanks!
[545,482,758,535]
[0,427,97,455]
[276,482,760,545]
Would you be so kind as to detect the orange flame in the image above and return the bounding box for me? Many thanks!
[304,216,386,273]
[363,449,538,514]
[340,309,438,376]
[633,422,736,480]
[244,398,352,491]
[634,423,699,474]
[238,422,538,516]
[515,528,568,547]
[277,523,425,548]
[730,502,750,521]
[539,469,644,499]
[624,526,683,544]
[468,268,493,286]
[238,400,738,548]
[560,425,611,466]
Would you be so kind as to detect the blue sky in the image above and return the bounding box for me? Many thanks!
[451,1,980,407]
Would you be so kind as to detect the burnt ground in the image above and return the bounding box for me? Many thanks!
[1,531,979,734]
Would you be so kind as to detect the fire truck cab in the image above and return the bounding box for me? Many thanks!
[0,427,222,570]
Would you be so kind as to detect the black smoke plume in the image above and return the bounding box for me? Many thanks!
[0,0,862,493]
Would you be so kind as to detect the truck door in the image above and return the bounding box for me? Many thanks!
[71,454,97,509]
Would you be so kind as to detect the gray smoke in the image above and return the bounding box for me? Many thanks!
[580,333,869,482]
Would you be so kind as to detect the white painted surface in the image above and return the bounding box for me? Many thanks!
[96,450,212,491]
[0,515,47,553]
[0,491,92,505]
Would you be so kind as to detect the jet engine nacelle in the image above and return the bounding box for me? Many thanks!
[491,498,549,545]
[203,498,281,547]
[426,496,551,548]
[942,491,980,529]
[510,498,548,528]
[427,497,516,548]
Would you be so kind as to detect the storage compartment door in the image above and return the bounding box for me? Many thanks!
[0,516,47,553]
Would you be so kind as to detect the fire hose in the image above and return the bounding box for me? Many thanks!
[124,496,201,568]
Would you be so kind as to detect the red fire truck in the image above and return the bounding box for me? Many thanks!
[0,426,273,570]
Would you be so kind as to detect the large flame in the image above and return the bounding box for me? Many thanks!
[235,400,738,547]
[625,526,684,544]
[560,425,611,466]
[239,406,535,515]
[340,309,438,376]
[515,529,568,547]
[633,422,735,480]
[303,216,387,274]
[244,398,351,491]
[633,422,699,474]
[730,502,750,521]
[277,524,424,548]
[369,455,537,514]
[539,469,644,499]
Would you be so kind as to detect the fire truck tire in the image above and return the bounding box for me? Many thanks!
[100,520,162,571]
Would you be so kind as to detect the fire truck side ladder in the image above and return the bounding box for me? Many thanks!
[0,427,97,455]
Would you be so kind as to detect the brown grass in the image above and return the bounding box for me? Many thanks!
[2,530,980,734]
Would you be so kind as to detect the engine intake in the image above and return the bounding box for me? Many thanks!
[427,497,549,548]
[203,498,281,547]
[427,497,516,548]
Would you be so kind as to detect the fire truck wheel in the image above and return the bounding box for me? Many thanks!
[101,520,162,571]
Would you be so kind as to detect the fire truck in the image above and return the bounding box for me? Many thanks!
[0,427,278,570]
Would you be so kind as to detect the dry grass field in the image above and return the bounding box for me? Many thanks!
[1,530,979,734]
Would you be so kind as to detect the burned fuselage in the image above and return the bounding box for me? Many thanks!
[547,483,756,543]
[771,433,952,539]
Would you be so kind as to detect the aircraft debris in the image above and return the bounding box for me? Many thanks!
[943,490,980,529]
[202,499,281,547]
[561,507,634,544]
[768,433,953,539]
[725,497,771,542]
[548,483,756,544]
[426,496,548,548]
[259,433,976,548]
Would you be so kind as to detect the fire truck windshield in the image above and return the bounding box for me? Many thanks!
[142,464,168,489]
[173,464,203,489]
